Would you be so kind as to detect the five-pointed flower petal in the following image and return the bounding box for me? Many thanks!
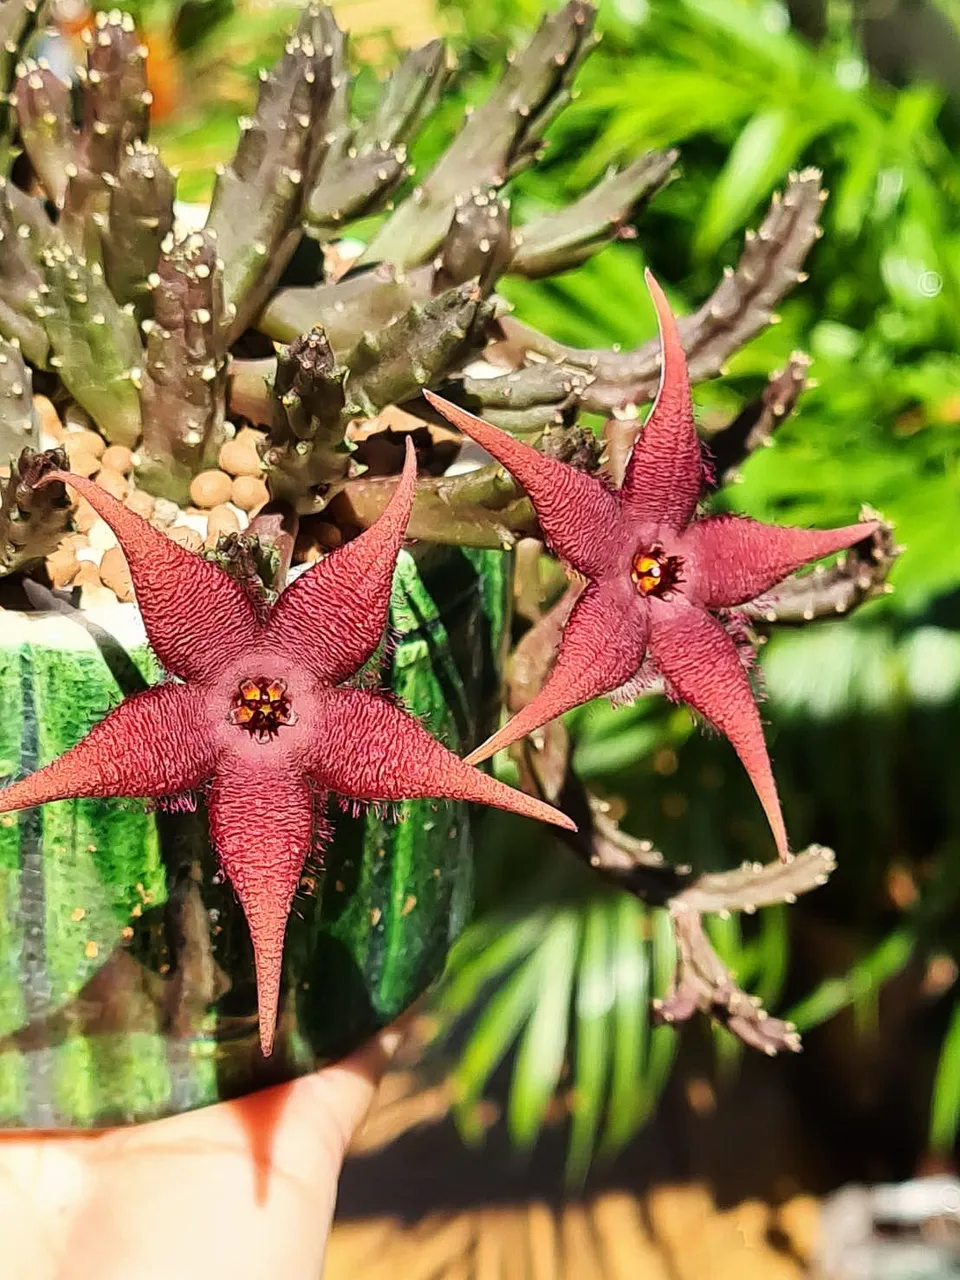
[0,439,574,1055]
[425,272,878,861]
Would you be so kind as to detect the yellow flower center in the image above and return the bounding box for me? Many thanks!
[230,677,297,741]
[630,547,683,598]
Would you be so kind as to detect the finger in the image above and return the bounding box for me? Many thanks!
[0,1136,92,1280]
[61,1027,402,1280]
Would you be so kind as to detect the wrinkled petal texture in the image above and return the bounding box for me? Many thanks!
[265,438,418,683]
[7,451,584,1061]
[620,271,703,531]
[208,761,320,1058]
[307,688,575,831]
[465,580,650,766]
[44,472,262,684]
[423,392,621,578]
[0,682,213,811]
[687,514,879,609]
[649,599,788,859]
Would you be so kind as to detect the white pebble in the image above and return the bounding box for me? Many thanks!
[175,512,209,537]
[86,520,118,554]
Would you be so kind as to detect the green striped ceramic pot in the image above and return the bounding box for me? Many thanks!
[0,543,508,1128]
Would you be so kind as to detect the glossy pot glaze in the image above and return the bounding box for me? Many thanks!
[0,543,508,1127]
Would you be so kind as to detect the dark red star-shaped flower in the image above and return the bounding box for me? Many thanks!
[0,439,573,1055]
[426,273,877,861]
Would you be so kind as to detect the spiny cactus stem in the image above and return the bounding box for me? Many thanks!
[38,243,144,446]
[706,352,811,484]
[228,356,276,424]
[531,712,831,1055]
[0,333,37,457]
[740,515,899,627]
[324,461,536,549]
[138,229,228,501]
[0,179,51,366]
[491,168,825,412]
[649,847,836,1054]
[358,0,598,269]
[509,148,677,279]
[0,0,51,176]
[0,445,70,577]
[11,58,77,206]
[306,34,449,239]
[206,7,336,346]
[433,189,513,295]
[453,362,594,434]
[346,282,495,419]
[257,263,434,352]
[102,141,176,315]
[264,325,352,502]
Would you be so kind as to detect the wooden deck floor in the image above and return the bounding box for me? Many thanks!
[324,1043,826,1280]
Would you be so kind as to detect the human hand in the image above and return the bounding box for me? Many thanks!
[0,1029,399,1280]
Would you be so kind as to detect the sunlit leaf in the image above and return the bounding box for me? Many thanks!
[785,929,915,1031]
[931,1002,960,1155]
[439,913,546,1019]
[566,898,617,1184]
[600,895,651,1155]
[507,910,580,1150]
[452,948,545,1140]
[693,108,823,258]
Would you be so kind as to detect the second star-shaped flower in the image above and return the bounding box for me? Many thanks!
[426,273,878,861]
[0,440,573,1054]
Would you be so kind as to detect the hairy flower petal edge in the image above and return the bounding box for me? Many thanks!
[208,762,320,1057]
[39,471,262,684]
[686,513,879,609]
[423,391,621,578]
[265,437,418,683]
[308,687,577,830]
[619,270,704,530]
[465,580,650,766]
[649,598,789,860]
[0,682,214,810]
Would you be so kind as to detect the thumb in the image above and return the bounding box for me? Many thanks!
[63,1024,405,1280]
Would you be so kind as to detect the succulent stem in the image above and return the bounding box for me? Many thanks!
[357,1,598,269]
[347,281,493,416]
[490,169,825,413]
[0,0,49,174]
[38,241,144,447]
[138,230,228,500]
[263,326,351,503]
[306,34,448,240]
[325,462,535,548]
[0,335,37,459]
[257,263,433,350]
[510,149,677,279]
[0,445,70,576]
[264,283,494,503]
[741,515,899,626]
[206,3,335,345]
[102,142,176,317]
[0,178,50,365]
[706,352,811,484]
[61,11,152,250]
[11,58,77,206]
[433,190,513,295]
